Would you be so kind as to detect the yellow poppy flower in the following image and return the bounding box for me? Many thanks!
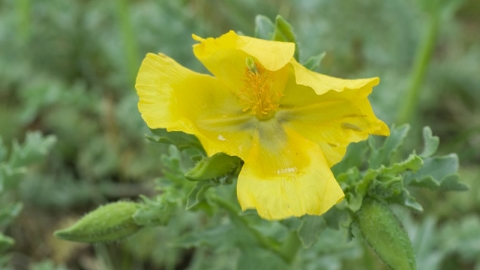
[135,31,389,220]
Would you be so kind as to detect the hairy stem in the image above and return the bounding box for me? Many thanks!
[115,0,139,86]
[397,14,439,124]
[211,196,299,263]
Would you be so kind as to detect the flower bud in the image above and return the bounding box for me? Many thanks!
[355,198,416,270]
[54,201,141,243]
[185,153,241,181]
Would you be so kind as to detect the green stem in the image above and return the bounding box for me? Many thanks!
[279,230,303,264]
[397,14,439,124]
[211,196,293,261]
[95,245,114,270]
[15,0,31,44]
[115,0,139,86]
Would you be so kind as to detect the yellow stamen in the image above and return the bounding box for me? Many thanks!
[238,58,281,120]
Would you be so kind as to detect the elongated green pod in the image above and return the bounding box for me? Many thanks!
[54,201,141,243]
[185,152,241,181]
[355,198,416,270]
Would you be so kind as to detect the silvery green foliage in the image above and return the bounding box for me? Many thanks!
[53,11,470,269]
[0,132,56,260]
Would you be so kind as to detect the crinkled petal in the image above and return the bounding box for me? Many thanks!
[192,31,295,90]
[135,53,256,158]
[237,120,344,220]
[290,58,380,96]
[278,72,389,167]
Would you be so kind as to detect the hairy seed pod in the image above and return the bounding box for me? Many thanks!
[355,198,416,270]
[54,201,141,243]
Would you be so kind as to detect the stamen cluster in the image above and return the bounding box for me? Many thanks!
[238,61,281,120]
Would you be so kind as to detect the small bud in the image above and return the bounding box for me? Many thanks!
[54,201,141,243]
[185,152,242,181]
[246,57,259,74]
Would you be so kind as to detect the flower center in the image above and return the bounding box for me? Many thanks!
[238,58,281,120]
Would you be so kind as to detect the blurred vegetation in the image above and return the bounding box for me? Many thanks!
[0,0,479,269]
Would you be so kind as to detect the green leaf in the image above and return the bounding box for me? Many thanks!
[404,196,424,212]
[368,177,404,200]
[30,260,69,270]
[0,233,14,253]
[147,128,204,152]
[440,215,480,259]
[185,152,242,181]
[302,52,326,71]
[297,216,327,248]
[439,174,469,191]
[409,177,440,190]
[280,217,303,231]
[332,141,369,176]
[322,206,350,230]
[54,201,141,243]
[172,224,236,251]
[336,167,361,189]
[237,247,288,270]
[0,203,23,227]
[393,189,424,212]
[0,165,26,190]
[420,127,439,158]
[273,15,299,60]
[186,180,218,210]
[132,195,173,227]
[0,138,6,162]
[345,192,363,212]
[254,15,275,40]
[355,198,416,270]
[382,154,423,175]
[356,168,379,196]
[9,132,56,168]
[405,154,459,187]
[369,124,410,169]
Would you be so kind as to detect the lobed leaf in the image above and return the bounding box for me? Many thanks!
[393,189,424,212]
[186,180,218,210]
[297,216,327,248]
[420,126,439,158]
[405,154,460,189]
[369,124,410,169]
[332,141,369,177]
[302,52,326,71]
[8,132,56,168]
[439,174,469,191]
[273,15,300,60]
[147,128,204,152]
[254,15,275,40]
[172,224,237,251]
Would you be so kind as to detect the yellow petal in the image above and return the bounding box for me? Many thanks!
[135,53,256,158]
[290,58,380,96]
[278,73,389,167]
[236,120,344,220]
[193,31,295,90]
